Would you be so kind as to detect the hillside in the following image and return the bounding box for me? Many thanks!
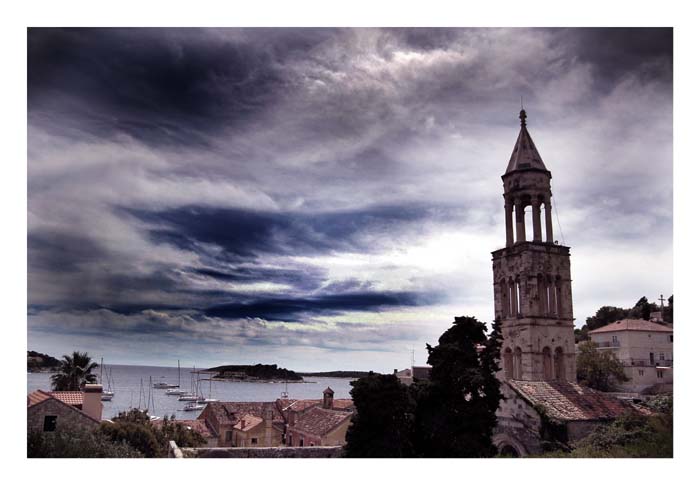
[28,350,60,371]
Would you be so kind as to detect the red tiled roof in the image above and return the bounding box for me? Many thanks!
[277,398,354,412]
[233,414,263,432]
[27,390,52,407]
[507,380,633,422]
[589,319,673,334]
[288,407,352,439]
[49,391,84,407]
[199,401,284,426]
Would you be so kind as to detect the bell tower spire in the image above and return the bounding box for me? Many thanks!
[492,110,575,382]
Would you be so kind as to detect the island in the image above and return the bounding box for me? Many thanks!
[298,371,370,378]
[206,364,303,382]
[28,350,60,372]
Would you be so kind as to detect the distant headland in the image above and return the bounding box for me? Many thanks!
[204,364,370,382]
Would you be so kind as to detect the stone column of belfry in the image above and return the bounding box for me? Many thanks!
[532,199,542,242]
[505,199,514,247]
[544,195,554,243]
[515,199,526,242]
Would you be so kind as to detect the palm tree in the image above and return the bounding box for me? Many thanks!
[50,351,99,391]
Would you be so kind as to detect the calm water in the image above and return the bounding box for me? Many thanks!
[27,364,354,420]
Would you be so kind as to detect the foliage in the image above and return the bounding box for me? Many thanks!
[343,316,504,458]
[411,316,503,457]
[50,351,99,391]
[28,427,142,458]
[576,341,628,391]
[584,306,628,331]
[536,409,673,458]
[344,372,415,457]
[99,409,205,457]
[663,295,673,324]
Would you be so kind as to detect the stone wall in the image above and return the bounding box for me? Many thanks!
[174,444,344,458]
[28,399,99,434]
[494,383,543,456]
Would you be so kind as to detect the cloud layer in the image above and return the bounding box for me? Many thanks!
[28,28,673,370]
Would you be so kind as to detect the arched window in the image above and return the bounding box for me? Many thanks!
[554,347,565,381]
[514,347,522,379]
[503,348,513,379]
[542,347,552,380]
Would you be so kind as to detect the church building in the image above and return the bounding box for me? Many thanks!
[491,110,637,456]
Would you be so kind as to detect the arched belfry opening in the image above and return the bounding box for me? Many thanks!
[491,109,575,382]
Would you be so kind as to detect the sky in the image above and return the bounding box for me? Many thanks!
[27,27,673,372]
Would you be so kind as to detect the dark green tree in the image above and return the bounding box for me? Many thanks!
[630,296,653,320]
[412,316,503,457]
[28,427,142,458]
[585,306,627,331]
[344,372,415,457]
[576,341,628,391]
[99,409,205,457]
[50,351,99,391]
[663,295,673,323]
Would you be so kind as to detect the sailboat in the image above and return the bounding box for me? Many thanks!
[178,366,199,401]
[147,376,160,421]
[196,374,219,403]
[100,357,114,401]
[165,360,186,396]
[101,368,115,401]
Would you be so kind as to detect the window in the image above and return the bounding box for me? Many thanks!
[660,353,665,362]
[669,335,673,343]
[649,352,655,365]
[251,438,258,445]
[43,415,57,432]
[657,370,664,379]
[638,370,644,376]
[225,430,232,442]
[299,438,304,447]
[612,335,618,344]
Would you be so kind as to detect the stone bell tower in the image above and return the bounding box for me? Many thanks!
[492,109,575,382]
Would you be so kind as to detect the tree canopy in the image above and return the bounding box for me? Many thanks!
[28,427,142,458]
[344,316,503,458]
[576,341,628,392]
[50,351,99,391]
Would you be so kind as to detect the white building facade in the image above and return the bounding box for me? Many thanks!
[588,319,673,393]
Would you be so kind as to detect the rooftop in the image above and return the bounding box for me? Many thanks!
[507,380,633,422]
[28,390,84,408]
[589,319,673,334]
[505,110,548,174]
[288,406,352,438]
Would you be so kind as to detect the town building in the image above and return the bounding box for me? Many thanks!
[394,365,432,386]
[491,110,637,456]
[27,384,103,434]
[589,318,673,393]
[195,388,354,448]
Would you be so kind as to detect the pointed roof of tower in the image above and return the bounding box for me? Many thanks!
[505,109,548,174]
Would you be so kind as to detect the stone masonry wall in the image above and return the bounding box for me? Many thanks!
[28,399,99,434]
[176,445,343,458]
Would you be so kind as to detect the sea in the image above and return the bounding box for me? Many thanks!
[27,364,354,421]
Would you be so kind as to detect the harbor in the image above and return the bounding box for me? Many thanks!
[27,363,353,421]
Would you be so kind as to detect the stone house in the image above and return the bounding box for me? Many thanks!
[27,384,103,434]
[588,319,673,393]
[285,389,353,447]
[490,111,637,456]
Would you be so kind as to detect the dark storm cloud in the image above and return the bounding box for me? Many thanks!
[205,290,437,321]
[28,28,288,146]
[133,204,457,260]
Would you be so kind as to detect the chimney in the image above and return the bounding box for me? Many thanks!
[322,387,334,409]
[82,384,103,422]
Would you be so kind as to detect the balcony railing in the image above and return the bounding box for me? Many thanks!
[627,359,673,367]
[594,341,621,348]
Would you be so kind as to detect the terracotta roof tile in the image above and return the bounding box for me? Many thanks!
[27,390,52,407]
[507,380,633,422]
[49,391,84,407]
[233,414,263,432]
[589,319,673,334]
[288,407,352,439]
[200,401,284,426]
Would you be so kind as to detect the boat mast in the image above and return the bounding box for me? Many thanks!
[177,359,181,388]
